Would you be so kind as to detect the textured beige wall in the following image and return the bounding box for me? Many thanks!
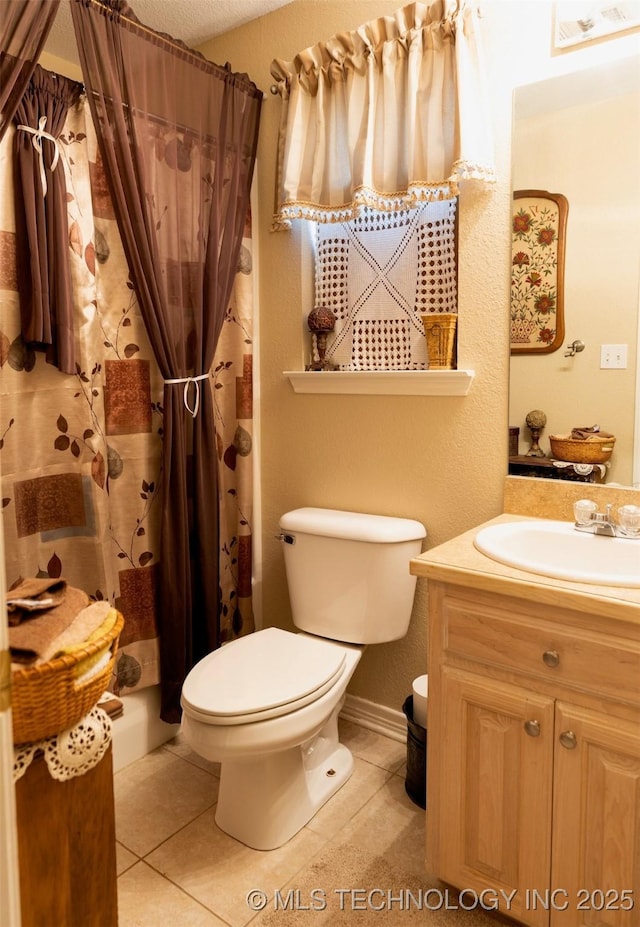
[200,0,516,712]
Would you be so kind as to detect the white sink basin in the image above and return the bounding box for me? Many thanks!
[474,520,640,588]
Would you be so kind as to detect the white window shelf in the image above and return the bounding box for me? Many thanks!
[283,369,475,396]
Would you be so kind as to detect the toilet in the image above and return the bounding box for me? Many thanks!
[180,507,426,850]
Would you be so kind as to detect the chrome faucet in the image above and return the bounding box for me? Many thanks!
[573,500,640,539]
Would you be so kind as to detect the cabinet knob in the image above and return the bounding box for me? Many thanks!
[524,719,541,737]
[542,649,560,668]
[559,730,578,750]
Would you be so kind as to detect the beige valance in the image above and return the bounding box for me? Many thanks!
[270,1,495,230]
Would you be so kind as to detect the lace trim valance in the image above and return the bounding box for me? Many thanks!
[271,1,495,231]
[271,182,459,231]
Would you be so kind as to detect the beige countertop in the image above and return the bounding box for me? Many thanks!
[410,513,640,624]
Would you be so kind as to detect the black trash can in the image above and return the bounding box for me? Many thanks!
[402,695,426,809]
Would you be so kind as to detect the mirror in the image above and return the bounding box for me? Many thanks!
[509,54,640,487]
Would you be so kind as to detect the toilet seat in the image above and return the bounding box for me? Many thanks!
[181,627,347,725]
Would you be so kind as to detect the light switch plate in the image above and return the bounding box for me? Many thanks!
[600,344,628,369]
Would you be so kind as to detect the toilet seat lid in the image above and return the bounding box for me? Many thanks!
[181,627,347,721]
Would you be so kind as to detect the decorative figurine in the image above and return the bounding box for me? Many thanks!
[525,409,547,457]
[305,305,336,371]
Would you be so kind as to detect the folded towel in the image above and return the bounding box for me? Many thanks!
[74,647,112,685]
[6,577,68,626]
[100,695,124,720]
[67,608,119,679]
[570,425,615,440]
[9,586,90,665]
[37,601,115,664]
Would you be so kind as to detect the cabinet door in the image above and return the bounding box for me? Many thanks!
[439,669,554,927]
[551,703,640,927]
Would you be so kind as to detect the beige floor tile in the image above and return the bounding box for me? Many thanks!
[164,731,222,776]
[327,770,427,879]
[145,807,328,927]
[339,718,407,772]
[114,746,219,857]
[116,841,138,876]
[118,860,227,926]
[304,755,391,841]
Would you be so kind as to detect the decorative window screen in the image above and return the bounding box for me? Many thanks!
[314,199,458,370]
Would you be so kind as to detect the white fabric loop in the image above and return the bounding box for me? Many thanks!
[165,372,210,418]
[17,116,60,197]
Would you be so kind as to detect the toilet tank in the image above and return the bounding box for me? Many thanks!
[278,508,426,645]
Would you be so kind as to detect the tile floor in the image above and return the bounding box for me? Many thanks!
[114,718,424,926]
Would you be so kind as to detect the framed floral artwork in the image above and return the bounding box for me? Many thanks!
[511,189,568,354]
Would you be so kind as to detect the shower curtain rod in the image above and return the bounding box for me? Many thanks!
[83,0,265,97]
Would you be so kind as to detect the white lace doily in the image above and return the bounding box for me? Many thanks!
[13,696,112,783]
[552,460,608,477]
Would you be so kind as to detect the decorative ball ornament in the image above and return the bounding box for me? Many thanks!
[525,409,547,458]
[306,306,336,371]
[307,305,336,333]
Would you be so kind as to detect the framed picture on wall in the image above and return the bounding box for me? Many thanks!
[553,1,640,49]
[510,189,568,355]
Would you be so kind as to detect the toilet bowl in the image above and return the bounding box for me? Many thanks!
[180,507,426,850]
[181,628,362,849]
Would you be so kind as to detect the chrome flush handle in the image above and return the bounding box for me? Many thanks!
[276,533,296,545]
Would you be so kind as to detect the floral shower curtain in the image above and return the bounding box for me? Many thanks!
[0,79,256,697]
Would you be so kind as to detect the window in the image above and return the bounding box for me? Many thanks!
[312,199,458,371]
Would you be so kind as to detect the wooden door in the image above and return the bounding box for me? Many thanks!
[551,702,640,927]
[438,668,554,927]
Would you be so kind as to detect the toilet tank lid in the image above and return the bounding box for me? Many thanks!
[279,508,426,543]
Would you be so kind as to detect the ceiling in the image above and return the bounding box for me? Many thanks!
[45,0,295,64]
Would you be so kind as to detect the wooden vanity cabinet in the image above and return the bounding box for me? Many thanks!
[426,582,640,927]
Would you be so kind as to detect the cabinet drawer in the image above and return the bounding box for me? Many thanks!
[442,595,640,705]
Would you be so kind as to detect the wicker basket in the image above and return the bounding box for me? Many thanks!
[11,610,124,745]
[549,433,616,464]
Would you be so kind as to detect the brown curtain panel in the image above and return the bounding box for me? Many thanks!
[13,66,83,373]
[70,0,262,722]
[0,0,61,141]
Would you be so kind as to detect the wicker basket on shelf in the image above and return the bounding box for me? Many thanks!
[11,610,124,745]
[549,433,616,464]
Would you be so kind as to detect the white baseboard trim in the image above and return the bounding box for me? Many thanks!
[340,694,407,743]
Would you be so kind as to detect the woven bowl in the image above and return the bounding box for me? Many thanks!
[11,610,124,745]
[549,434,616,464]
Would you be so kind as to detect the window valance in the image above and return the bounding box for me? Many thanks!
[270,0,495,230]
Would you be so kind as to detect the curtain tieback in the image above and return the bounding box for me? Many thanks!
[17,117,60,197]
[164,373,210,418]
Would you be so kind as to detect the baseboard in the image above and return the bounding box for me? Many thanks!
[340,694,406,743]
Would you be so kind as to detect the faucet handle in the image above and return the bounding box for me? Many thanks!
[618,504,640,538]
[573,499,597,525]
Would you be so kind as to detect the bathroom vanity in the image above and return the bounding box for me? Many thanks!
[410,511,640,927]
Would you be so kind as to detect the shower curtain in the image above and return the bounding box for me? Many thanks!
[70,0,262,721]
[0,79,256,696]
